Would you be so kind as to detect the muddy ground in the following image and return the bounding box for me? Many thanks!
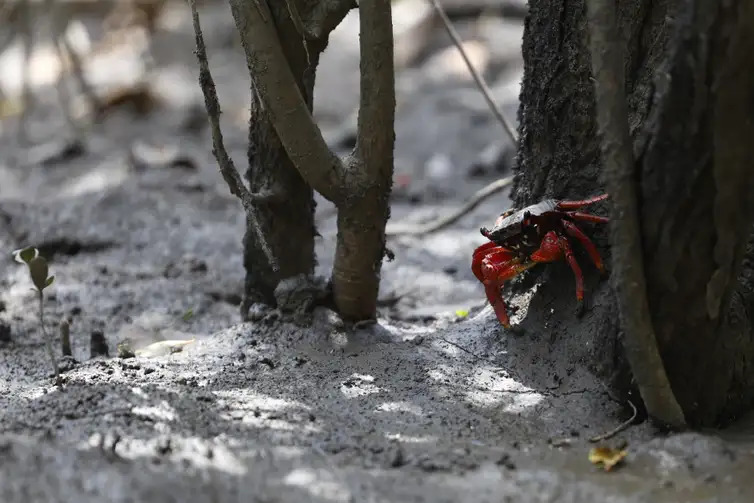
[1,1,753,501]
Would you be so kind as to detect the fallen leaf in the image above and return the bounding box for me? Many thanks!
[588,446,627,472]
[135,338,195,358]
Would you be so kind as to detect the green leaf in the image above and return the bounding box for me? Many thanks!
[455,309,469,318]
[181,308,194,322]
[45,276,55,287]
[28,256,49,292]
[13,246,38,264]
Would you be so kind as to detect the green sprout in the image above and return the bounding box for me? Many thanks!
[13,246,59,384]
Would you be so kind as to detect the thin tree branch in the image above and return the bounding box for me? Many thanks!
[354,0,395,180]
[386,175,513,236]
[584,0,686,429]
[188,0,278,273]
[329,0,396,320]
[427,0,518,145]
[227,0,346,204]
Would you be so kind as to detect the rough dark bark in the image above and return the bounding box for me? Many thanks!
[636,0,754,425]
[230,0,353,313]
[241,3,326,309]
[515,0,754,426]
[229,0,395,322]
[584,0,686,428]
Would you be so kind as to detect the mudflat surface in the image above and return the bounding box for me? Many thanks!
[1,1,753,501]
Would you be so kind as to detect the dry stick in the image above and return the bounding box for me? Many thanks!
[589,400,638,443]
[584,0,686,429]
[385,175,513,236]
[427,0,518,145]
[187,0,278,273]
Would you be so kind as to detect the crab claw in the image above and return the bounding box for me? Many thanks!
[472,242,536,329]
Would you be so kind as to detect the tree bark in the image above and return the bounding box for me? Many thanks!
[229,0,395,322]
[515,0,754,426]
[229,0,353,313]
[584,0,686,428]
[331,0,395,320]
[241,2,324,308]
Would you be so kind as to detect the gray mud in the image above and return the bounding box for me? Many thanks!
[1,1,753,501]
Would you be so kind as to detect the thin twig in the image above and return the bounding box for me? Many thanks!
[589,400,638,442]
[427,0,518,145]
[386,176,513,236]
[188,0,278,273]
[584,0,685,428]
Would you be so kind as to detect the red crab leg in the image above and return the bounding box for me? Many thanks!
[562,220,605,272]
[558,236,584,304]
[565,211,610,224]
[555,193,609,210]
[529,230,562,263]
[529,230,584,305]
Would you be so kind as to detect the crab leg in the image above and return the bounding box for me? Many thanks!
[565,211,610,224]
[529,230,585,309]
[562,220,605,272]
[557,235,585,304]
[555,193,609,210]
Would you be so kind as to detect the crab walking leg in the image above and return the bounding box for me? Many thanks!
[557,235,585,303]
[529,230,563,263]
[555,193,609,210]
[562,220,605,272]
[565,211,610,224]
[529,230,585,306]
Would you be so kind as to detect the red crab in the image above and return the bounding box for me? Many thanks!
[472,193,609,328]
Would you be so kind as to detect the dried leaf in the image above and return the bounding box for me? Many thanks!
[588,446,627,471]
[135,338,196,358]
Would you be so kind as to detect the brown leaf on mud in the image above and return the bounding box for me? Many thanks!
[588,446,627,472]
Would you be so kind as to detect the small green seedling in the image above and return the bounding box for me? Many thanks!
[13,246,59,384]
